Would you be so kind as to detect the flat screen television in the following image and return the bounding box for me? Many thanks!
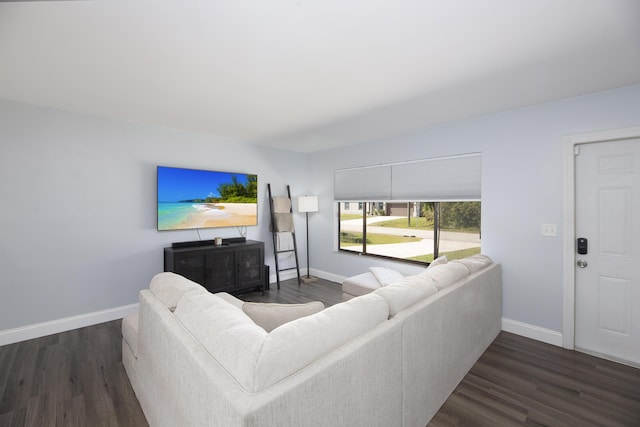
[157,166,258,231]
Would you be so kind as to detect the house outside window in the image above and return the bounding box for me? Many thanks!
[338,201,481,264]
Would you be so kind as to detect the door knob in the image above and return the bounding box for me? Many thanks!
[577,259,588,268]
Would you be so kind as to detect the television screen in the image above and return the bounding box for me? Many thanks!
[157,166,258,231]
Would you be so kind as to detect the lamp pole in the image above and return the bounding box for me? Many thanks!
[306,210,311,278]
[298,195,318,284]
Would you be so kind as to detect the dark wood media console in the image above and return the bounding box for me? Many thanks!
[164,240,265,294]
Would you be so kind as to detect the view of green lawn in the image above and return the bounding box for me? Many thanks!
[339,231,422,246]
[373,217,433,229]
[339,213,363,221]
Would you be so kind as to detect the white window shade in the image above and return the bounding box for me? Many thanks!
[334,165,391,201]
[334,153,481,201]
[391,154,481,201]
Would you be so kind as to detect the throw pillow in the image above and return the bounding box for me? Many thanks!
[369,266,404,287]
[242,301,325,332]
[427,255,448,269]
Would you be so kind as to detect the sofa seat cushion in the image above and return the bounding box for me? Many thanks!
[374,275,438,317]
[122,313,139,357]
[149,272,206,310]
[242,301,325,332]
[342,272,382,296]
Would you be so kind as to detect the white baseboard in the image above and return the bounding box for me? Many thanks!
[0,303,139,346]
[269,269,298,284]
[311,268,345,284]
[501,318,563,347]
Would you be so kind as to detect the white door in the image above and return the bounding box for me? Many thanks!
[575,139,640,366]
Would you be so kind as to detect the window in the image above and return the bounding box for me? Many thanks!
[338,201,481,264]
[334,153,482,264]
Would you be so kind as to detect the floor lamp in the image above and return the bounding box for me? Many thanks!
[298,195,318,283]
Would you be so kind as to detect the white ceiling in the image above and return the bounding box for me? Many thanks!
[1,0,639,152]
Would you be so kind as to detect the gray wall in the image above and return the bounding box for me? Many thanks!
[308,83,640,334]
[0,100,309,331]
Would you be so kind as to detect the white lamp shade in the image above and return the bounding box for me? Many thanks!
[298,196,319,213]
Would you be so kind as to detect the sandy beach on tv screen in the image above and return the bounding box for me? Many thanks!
[186,203,257,228]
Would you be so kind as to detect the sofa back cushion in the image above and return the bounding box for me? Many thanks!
[149,272,205,310]
[374,275,438,317]
[451,254,493,273]
[174,292,268,391]
[253,293,389,391]
[420,262,470,290]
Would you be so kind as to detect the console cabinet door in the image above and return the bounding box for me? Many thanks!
[172,251,206,285]
[236,245,264,289]
[206,249,236,292]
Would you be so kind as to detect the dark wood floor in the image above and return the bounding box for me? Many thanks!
[430,332,640,426]
[1,278,638,426]
[0,318,147,427]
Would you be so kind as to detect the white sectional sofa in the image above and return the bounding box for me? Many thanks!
[122,255,501,426]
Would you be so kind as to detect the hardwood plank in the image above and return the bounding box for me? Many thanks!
[0,338,40,415]
[0,343,19,400]
[56,395,86,427]
[24,393,56,427]
[1,407,26,427]
[447,380,529,423]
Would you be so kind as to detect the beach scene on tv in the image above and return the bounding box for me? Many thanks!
[158,167,258,231]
